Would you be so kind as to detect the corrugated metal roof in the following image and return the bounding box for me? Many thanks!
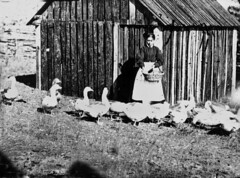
[139,0,240,27]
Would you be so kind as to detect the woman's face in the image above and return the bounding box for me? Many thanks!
[146,36,154,47]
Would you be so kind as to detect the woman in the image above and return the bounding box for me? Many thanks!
[132,33,165,103]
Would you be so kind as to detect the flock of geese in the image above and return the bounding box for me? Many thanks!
[1,76,240,133]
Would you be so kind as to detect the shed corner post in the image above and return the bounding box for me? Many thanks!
[232,29,237,94]
[112,22,120,100]
[171,31,177,105]
[113,22,120,83]
[36,25,41,90]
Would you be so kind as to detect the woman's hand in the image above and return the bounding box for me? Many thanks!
[138,61,145,68]
[159,66,163,73]
[153,62,160,68]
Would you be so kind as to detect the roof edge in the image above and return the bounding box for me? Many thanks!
[26,1,52,26]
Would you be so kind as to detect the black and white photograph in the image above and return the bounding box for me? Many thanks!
[1,0,240,177]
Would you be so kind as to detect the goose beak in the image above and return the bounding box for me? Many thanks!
[56,86,62,90]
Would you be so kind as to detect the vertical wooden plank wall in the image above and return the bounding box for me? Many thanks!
[88,22,94,93]
[41,0,130,98]
[171,31,177,105]
[105,21,113,89]
[77,21,84,96]
[205,31,212,101]
[162,29,235,103]
[93,22,98,97]
[162,30,171,103]
[123,27,129,64]
[60,22,67,94]
[227,31,233,96]
[71,22,78,96]
[47,0,138,23]
[232,30,237,92]
[41,20,117,99]
[83,22,88,88]
[112,0,120,22]
[181,31,187,100]
[54,21,62,84]
[41,21,48,90]
[97,22,105,98]
[202,31,209,101]
[47,22,54,89]
[177,31,183,101]
[65,22,71,96]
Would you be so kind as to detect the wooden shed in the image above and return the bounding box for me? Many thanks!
[27,0,240,104]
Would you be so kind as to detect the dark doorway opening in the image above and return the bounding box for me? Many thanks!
[16,74,36,88]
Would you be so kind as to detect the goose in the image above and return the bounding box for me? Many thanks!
[219,119,240,132]
[70,87,93,115]
[217,107,240,132]
[177,94,196,113]
[52,78,61,85]
[192,100,220,126]
[42,83,62,114]
[1,76,24,104]
[204,100,236,118]
[169,108,189,124]
[192,101,239,131]
[109,101,128,121]
[168,100,194,124]
[83,87,110,125]
[150,101,171,122]
[123,100,152,126]
[51,78,62,103]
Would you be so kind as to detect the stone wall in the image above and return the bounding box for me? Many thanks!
[0,0,43,83]
[0,20,36,78]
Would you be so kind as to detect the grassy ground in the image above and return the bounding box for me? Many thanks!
[1,82,240,178]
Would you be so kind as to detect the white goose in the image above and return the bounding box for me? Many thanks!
[169,108,189,124]
[42,83,62,114]
[219,119,240,132]
[109,101,128,121]
[193,100,239,132]
[83,87,110,125]
[1,76,22,103]
[167,95,196,124]
[51,78,62,103]
[192,101,218,126]
[150,101,170,121]
[70,86,93,114]
[177,94,196,113]
[123,100,152,126]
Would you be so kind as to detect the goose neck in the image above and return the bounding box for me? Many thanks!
[102,95,109,106]
[10,79,16,88]
[83,91,89,99]
[50,89,57,98]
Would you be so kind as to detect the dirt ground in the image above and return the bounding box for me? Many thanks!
[1,81,240,178]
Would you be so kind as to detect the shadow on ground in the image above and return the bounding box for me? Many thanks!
[67,160,105,178]
[207,127,232,136]
[0,150,24,177]
[16,74,36,88]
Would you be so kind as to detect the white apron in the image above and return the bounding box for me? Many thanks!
[132,62,165,102]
